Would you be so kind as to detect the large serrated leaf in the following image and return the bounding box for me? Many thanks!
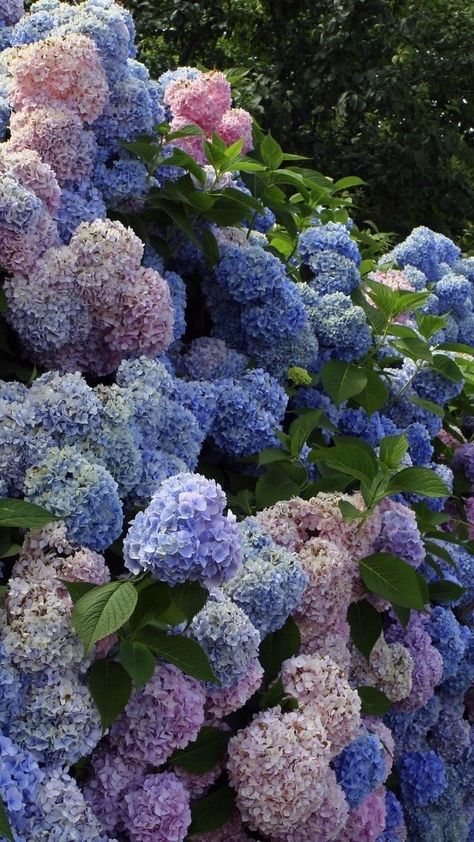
[72,581,138,653]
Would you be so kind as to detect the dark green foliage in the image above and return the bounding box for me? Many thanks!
[125,0,474,242]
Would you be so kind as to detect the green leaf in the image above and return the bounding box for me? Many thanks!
[379,434,409,469]
[169,726,230,773]
[61,580,96,604]
[0,528,21,558]
[357,685,392,716]
[437,342,474,356]
[353,369,389,415]
[386,467,449,498]
[137,629,216,682]
[0,585,7,603]
[88,659,132,728]
[430,354,463,383]
[0,796,13,842]
[300,475,352,497]
[188,786,236,835]
[257,447,291,466]
[320,360,368,405]
[288,410,324,457]
[339,500,364,521]
[332,175,366,190]
[315,442,378,483]
[424,541,455,567]
[348,600,383,659]
[0,498,59,529]
[119,640,155,689]
[120,136,159,168]
[260,133,283,169]
[128,580,173,633]
[255,463,301,509]
[72,581,138,653]
[392,604,411,627]
[410,396,445,418]
[166,123,206,140]
[416,313,447,340]
[429,580,466,602]
[359,552,429,609]
[391,336,433,362]
[259,617,301,682]
[259,676,285,710]
[170,582,208,623]
[201,229,220,267]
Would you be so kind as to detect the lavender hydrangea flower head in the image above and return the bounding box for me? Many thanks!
[124,472,243,585]
[109,662,205,766]
[123,772,191,842]
[0,734,42,835]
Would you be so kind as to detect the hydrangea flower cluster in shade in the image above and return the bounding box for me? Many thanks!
[123,472,243,585]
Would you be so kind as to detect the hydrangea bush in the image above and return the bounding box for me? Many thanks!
[0,1,473,840]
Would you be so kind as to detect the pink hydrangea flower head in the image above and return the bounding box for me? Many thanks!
[339,787,386,842]
[84,742,148,835]
[6,34,109,123]
[164,70,231,135]
[123,772,191,842]
[205,659,263,719]
[294,537,354,635]
[273,768,350,841]
[257,493,381,560]
[69,218,144,306]
[9,106,97,184]
[168,115,206,165]
[217,107,253,152]
[227,708,331,836]
[103,265,174,356]
[297,618,352,675]
[0,146,61,214]
[281,653,361,755]
[109,662,205,766]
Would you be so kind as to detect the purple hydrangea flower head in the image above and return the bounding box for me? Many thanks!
[109,662,205,766]
[181,337,248,381]
[375,499,425,568]
[189,589,260,687]
[123,772,191,842]
[124,472,243,584]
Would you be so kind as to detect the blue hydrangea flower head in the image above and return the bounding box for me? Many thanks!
[0,734,42,834]
[189,588,260,687]
[24,445,123,551]
[332,733,386,808]
[307,249,361,295]
[299,221,362,267]
[399,750,447,806]
[307,290,371,360]
[223,541,308,637]
[124,472,243,585]
[0,174,42,233]
[57,183,106,243]
[436,272,472,314]
[393,227,460,281]
[26,371,103,442]
[426,606,469,681]
[210,369,287,458]
[406,422,434,466]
